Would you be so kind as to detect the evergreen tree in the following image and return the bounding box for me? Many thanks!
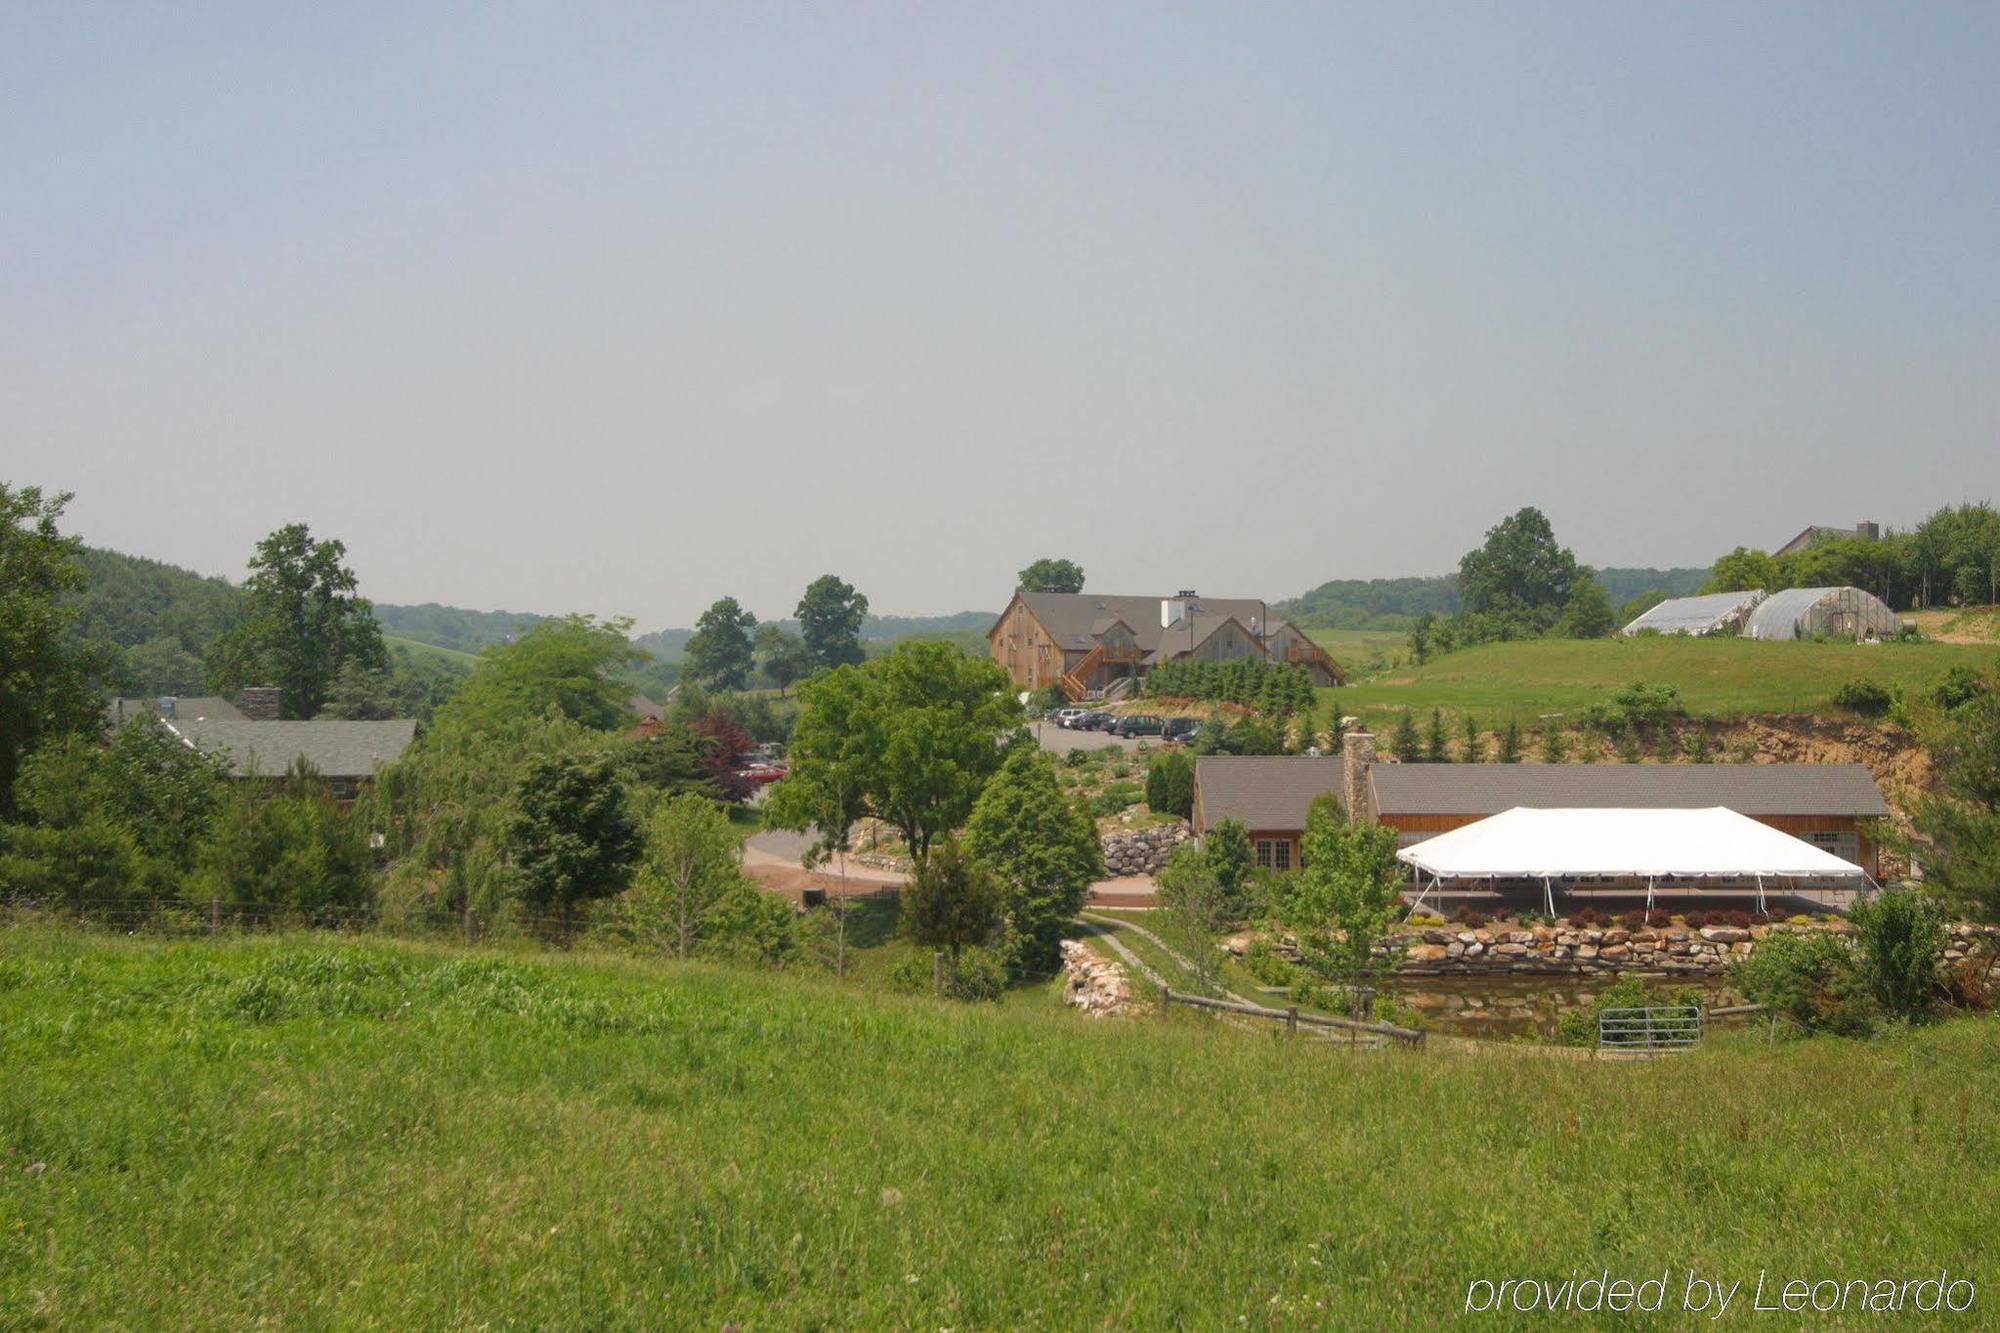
[1460,714,1485,764]
[966,748,1102,974]
[1540,723,1570,764]
[1390,711,1421,762]
[1424,709,1450,763]
[899,836,1001,984]
[1497,718,1523,764]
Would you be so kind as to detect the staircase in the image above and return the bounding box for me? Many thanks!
[1061,644,1143,701]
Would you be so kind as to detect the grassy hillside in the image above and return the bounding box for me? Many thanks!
[1278,568,1707,631]
[1323,635,2000,725]
[5,931,1995,1326]
[383,633,483,668]
[375,602,547,654]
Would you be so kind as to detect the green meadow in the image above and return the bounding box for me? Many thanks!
[4,931,1996,1327]
[1317,634,1999,726]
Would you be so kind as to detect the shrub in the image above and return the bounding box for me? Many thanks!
[1729,931,1872,1036]
[1568,906,1605,928]
[1850,889,1948,1022]
[1065,748,1090,767]
[1454,908,1490,929]
[887,945,1006,1001]
[1091,782,1143,818]
[1241,937,1295,987]
[1932,666,1987,712]
[1831,679,1894,718]
[1683,911,1708,929]
[1144,750,1195,821]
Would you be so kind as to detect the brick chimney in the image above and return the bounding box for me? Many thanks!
[1342,731,1377,822]
[238,686,283,721]
[1856,520,1880,542]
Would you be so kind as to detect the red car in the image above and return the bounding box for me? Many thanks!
[736,761,788,785]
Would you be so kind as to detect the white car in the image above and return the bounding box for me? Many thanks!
[1052,707,1089,728]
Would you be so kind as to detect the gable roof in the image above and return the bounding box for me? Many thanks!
[1006,591,1279,656]
[1194,756,1346,831]
[1370,762,1888,818]
[166,719,418,779]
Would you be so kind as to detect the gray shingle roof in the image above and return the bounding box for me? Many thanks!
[1369,763,1888,818]
[1194,756,1347,831]
[1009,591,1281,655]
[167,719,418,779]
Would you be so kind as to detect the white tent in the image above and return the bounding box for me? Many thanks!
[1396,806,1869,914]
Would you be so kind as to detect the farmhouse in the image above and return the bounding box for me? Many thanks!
[1774,519,1878,559]
[1192,739,1889,878]
[165,717,418,800]
[989,589,1343,701]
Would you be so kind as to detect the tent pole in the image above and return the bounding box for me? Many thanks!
[1755,873,1765,915]
[1645,876,1656,916]
[1542,876,1554,918]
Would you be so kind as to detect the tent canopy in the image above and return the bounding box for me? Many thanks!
[1395,806,1866,881]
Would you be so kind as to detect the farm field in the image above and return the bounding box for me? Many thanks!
[383,634,482,667]
[5,930,1996,1326]
[1321,634,1999,726]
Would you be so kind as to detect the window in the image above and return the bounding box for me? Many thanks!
[1255,839,1293,871]
[1808,831,1860,864]
[1255,839,1274,868]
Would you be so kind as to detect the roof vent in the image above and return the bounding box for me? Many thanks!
[1176,588,1198,598]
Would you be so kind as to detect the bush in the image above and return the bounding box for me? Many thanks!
[1932,666,1987,712]
[1145,750,1195,821]
[1454,908,1490,929]
[1091,782,1143,818]
[1729,931,1873,1036]
[1850,889,1947,1022]
[887,945,1006,1001]
[1241,938,1294,987]
[1568,906,1606,929]
[1831,679,1895,718]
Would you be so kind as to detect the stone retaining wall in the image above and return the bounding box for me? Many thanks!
[1379,921,2000,977]
[1100,822,1189,877]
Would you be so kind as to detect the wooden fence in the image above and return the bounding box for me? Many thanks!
[1158,986,1425,1047]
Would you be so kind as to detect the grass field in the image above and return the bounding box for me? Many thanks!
[1321,634,2000,726]
[6,930,1997,1326]
[385,634,483,667]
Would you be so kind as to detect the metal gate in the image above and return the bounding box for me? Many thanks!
[1597,1005,1703,1053]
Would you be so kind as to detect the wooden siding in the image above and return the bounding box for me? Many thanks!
[989,595,1065,691]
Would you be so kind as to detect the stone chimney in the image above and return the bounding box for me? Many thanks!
[1856,520,1880,542]
[1342,731,1377,822]
[238,686,283,721]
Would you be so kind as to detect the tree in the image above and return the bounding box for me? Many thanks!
[1557,577,1617,639]
[755,625,812,695]
[965,748,1102,974]
[1,718,226,908]
[1424,709,1449,763]
[505,749,641,934]
[898,836,1001,984]
[618,721,722,800]
[1703,547,1777,595]
[1456,507,1582,635]
[1389,711,1421,763]
[442,615,642,733]
[1850,889,1948,1022]
[1153,846,1233,995]
[0,485,102,817]
[1540,723,1570,764]
[206,524,387,718]
[1618,589,1671,625]
[1911,673,2000,917]
[628,793,746,959]
[684,597,759,691]
[195,762,372,915]
[1460,714,1485,764]
[1497,718,1523,764]
[1202,818,1254,916]
[1017,558,1085,595]
[318,662,394,719]
[767,641,1024,863]
[1407,612,1436,666]
[796,574,869,672]
[1145,749,1196,820]
[1279,802,1404,1016]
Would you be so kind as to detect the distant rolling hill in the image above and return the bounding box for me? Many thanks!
[1278,567,1709,630]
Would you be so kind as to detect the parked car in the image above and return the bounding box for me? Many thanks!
[1111,713,1165,738]
[1052,707,1089,729]
[1161,717,1201,745]
[736,761,788,785]
[1080,711,1115,731]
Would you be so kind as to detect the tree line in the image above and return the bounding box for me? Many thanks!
[1704,503,2000,610]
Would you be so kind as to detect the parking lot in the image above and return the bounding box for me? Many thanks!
[1032,718,1142,754]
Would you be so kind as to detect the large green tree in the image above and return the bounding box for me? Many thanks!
[505,749,641,934]
[1703,547,1778,595]
[626,792,748,959]
[1017,558,1085,594]
[441,615,642,733]
[965,747,1102,973]
[796,574,869,671]
[0,485,102,817]
[206,524,387,718]
[899,836,1001,982]
[755,625,812,695]
[684,597,758,691]
[1456,506,1582,635]
[767,641,1023,862]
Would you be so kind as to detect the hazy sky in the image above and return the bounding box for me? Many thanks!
[6,4,1996,629]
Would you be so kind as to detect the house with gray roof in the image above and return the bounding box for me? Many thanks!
[1193,745,1889,876]
[165,718,417,800]
[989,589,1344,701]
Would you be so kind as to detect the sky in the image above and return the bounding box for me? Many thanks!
[5,3,1997,630]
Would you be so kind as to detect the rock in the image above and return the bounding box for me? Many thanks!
[1604,929,1629,946]
[1600,944,1630,960]
[1493,942,1529,957]
[1575,944,1599,960]
[1700,927,1750,944]
[1457,931,1479,944]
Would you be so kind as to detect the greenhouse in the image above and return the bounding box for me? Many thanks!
[1742,585,1905,641]
[1622,589,1765,636]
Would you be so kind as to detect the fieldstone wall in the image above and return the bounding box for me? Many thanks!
[1059,939,1131,1016]
[849,851,913,874]
[1100,822,1190,877]
[1379,921,2000,978]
